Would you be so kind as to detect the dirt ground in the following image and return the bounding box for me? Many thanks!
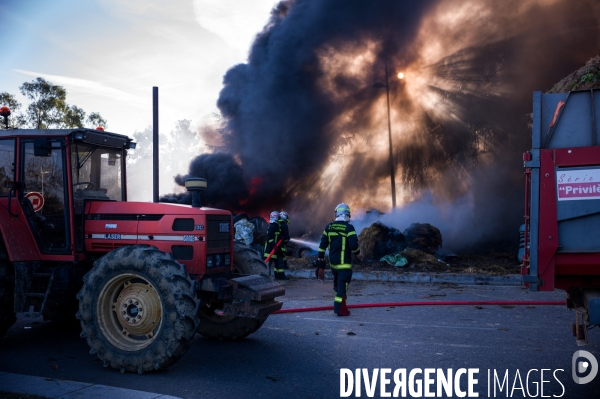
[286,250,521,275]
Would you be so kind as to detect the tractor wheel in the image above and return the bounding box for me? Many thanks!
[233,241,269,278]
[76,245,199,374]
[196,301,268,340]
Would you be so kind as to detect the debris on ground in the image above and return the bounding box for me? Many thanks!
[285,216,518,275]
[380,253,409,267]
[357,222,406,260]
[403,223,442,254]
[286,248,520,275]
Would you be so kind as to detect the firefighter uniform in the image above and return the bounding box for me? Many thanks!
[263,211,289,280]
[278,211,290,270]
[318,204,361,315]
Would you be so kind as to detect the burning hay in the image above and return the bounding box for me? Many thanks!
[358,220,443,261]
[403,223,442,255]
[357,222,406,261]
[400,248,441,266]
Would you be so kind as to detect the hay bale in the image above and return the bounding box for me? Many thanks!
[548,56,600,93]
[358,222,406,260]
[403,223,442,254]
[401,247,440,265]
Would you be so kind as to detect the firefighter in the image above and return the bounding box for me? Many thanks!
[279,211,290,270]
[316,203,362,316]
[263,211,288,280]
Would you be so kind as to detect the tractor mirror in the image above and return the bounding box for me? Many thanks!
[33,138,52,157]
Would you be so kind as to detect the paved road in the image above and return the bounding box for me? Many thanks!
[1,279,599,398]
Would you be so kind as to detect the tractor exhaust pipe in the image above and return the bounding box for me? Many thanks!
[185,178,207,208]
[153,87,159,203]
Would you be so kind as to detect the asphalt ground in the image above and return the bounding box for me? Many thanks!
[1,279,599,398]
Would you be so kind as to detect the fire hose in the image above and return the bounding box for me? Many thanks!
[273,301,564,314]
[265,239,283,262]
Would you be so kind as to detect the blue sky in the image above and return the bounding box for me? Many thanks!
[1,0,278,137]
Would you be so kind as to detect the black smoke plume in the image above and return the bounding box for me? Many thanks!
[160,153,249,210]
[167,0,600,250]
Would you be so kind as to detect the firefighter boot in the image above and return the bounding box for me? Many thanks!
[338,297,350,316]
[275,271,289,280]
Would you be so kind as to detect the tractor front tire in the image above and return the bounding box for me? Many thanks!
[196,302,268,340]
[77,245,199,373]
[233,241,269,278]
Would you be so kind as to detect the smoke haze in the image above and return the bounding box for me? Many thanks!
[166,0,600,251]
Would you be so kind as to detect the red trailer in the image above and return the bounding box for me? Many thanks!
[522,89,600,345]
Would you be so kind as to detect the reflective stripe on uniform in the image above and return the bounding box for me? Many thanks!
[341,235,346,265]
[334,296,343,303]
[330,263,352,270]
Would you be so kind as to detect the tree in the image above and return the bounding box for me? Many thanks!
[87,112,107,129]
[20,77,68,129]
[0,77,107,129]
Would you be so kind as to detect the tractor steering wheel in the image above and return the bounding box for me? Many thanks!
[73,182,94,190]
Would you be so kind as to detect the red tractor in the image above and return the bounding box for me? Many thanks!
[0,123,284,373]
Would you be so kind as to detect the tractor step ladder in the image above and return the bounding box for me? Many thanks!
[23,270,54,317]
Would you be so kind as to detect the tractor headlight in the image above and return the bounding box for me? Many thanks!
[215,254,222,267]
[224,254,231,266]
[206,255,214,268]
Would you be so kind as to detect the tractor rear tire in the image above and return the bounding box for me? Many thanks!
[233,241,269,278]
[77,245,199,373]
[196,302,268,340]
[0,238,16,337]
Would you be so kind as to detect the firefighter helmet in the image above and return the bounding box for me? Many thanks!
[269,211,280,223]
[280,211,289,222]
[334,203,351,218]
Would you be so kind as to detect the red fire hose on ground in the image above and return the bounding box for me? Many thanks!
[273,301,565,314]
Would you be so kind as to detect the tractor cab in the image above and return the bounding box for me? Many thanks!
[0,128,134,258]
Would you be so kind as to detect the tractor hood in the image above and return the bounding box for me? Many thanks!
[85,201,230,217]
[84,201,233,266]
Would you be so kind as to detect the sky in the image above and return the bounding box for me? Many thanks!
[0,0,279,137]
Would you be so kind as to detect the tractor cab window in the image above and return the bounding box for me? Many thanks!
[0,139,15,196]
[21,139,69,253]
[71,143,123,201]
